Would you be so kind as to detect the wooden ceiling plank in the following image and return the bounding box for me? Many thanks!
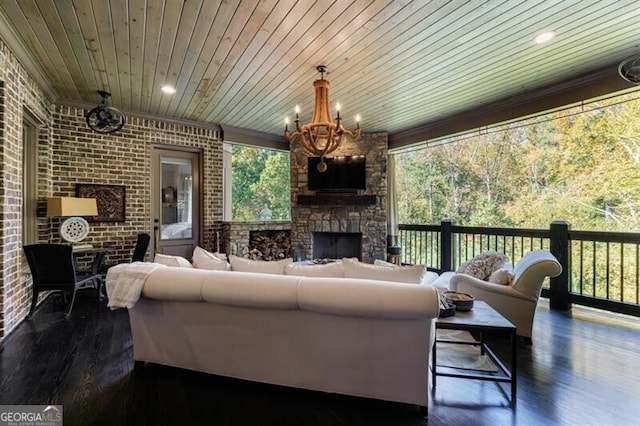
[294,0,530,129]
[237,0,468,132]
[128,0,147,112]
[387,29,640,132]
[139,0,165,112]
[0,0,67,98]
[163,1,222,117]
[13,0,77,100]
[51,1,99,100]
[237,0,463,133]
[206,0,349,123]
[33,0,85,98]
[156,0,206,115]
[165,0,278,119]
[182,0,263,118]
[169,0,241,118]
[91,0,122,107]
[107,0,133,110]
[2,0,640,137]
[232,0,417,130]
[71,0,110,104]
[324,0,600,131]
[146,0,188,114]
[364,4,639,131]
[194,0,278,121]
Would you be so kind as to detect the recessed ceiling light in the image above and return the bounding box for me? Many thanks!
[534,31,556,44]
[161,85,176,94]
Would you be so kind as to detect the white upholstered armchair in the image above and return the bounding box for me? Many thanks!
[449,249,562,341]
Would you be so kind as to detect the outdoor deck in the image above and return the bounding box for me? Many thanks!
[0,291,638,426]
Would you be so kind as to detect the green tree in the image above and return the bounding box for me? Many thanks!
[396,94,640,232]
[251,152,291,220]
[232,145,290,221]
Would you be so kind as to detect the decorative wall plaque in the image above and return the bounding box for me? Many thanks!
[76,183,126,222]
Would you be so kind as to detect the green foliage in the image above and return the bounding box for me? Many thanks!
[396,94,640,232]
[231,145,290,221]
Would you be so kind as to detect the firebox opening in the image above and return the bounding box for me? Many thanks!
[312,232,362,261]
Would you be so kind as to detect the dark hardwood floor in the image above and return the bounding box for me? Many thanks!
[1,290,639,426]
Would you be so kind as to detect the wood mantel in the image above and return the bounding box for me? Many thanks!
[296,194,376,206]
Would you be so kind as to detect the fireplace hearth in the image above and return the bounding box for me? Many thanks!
[313,232,362,260]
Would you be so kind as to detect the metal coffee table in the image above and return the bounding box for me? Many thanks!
[432,301,517,400]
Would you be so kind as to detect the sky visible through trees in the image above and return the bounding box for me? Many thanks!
[395,93,640,232]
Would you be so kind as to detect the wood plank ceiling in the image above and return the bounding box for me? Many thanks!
[0,0,639,146]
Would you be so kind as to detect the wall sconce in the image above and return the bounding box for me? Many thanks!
[47,197,98,248]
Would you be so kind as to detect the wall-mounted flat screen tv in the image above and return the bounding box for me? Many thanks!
[308,155,366,192]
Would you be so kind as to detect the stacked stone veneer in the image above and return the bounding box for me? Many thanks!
[290,132,388,263]
[0,36,225,341]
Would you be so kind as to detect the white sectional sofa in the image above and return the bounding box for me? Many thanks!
[108,260,440,410]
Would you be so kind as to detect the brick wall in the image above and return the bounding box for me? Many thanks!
[0,38,52,338]
[0,36,225,341]
[49,107,224,267]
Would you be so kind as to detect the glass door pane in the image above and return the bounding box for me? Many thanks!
[161,157,193,240]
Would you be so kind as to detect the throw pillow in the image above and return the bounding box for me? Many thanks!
[192,246,230,271]
[456,250,508,280]
[343,258,425,284]
[154,253,193,268]
[228,255,293,275]
[284,260,345,277]
[488,268,515,285]
[373,259,438,285]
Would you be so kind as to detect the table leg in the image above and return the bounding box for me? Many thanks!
[511,329,517,399]
[432,339,437,391]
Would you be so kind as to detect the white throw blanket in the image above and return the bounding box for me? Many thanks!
[106,262,165,309]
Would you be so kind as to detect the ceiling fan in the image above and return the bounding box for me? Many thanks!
[618,56,640,85]
[85,90,126,133]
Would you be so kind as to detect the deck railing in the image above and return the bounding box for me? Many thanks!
[397,220,640,316]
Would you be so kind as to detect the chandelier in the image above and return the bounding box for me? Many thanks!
[284,65,361,172]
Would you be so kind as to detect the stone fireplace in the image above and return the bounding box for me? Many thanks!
[290,132,388,263]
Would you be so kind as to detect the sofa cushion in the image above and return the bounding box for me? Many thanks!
[153,253,193,268]
[192,246,230,271]
[284,260,345,277]
[488,265,515,285]
[200,271,301,309]
[431,271,456,290]
[228,255,293,275]
[343,258,425,284]
[456,250,508,280]
[142,267,206,301]
[298,277,440,319]
[373,259,438,285]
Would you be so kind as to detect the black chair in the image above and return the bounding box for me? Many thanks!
[131,233,151,262]
[100,233,150,282]
[23,244,104,319]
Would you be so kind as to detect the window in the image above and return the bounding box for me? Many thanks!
[22,111,39,245]
[223,143,290,221]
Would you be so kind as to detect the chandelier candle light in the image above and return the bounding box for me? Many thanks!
[284,65,361,172]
